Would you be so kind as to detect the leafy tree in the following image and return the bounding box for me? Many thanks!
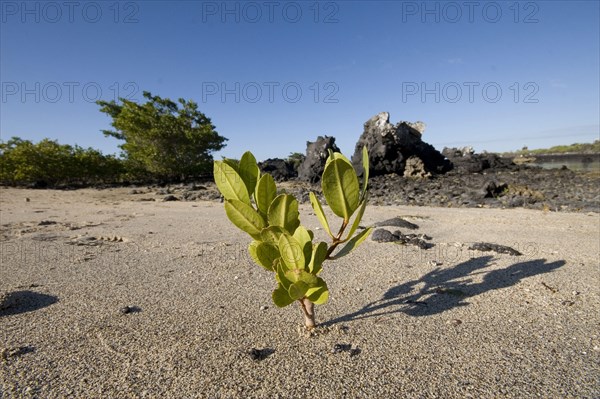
[97,91,227,181]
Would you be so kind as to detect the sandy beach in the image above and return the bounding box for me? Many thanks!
[1,186,599,398]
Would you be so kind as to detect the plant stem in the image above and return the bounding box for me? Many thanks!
[299,298,316,330]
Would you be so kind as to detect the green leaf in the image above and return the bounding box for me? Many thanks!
[309,192,333,238]
[261,226,286,244]
[272,284,295,307]
[306,278,329,305]
[255,242,280,271]
[344,195,368,242]
[239,151,260,199]
[224,199,265,239]
[361,146,369,201]
[308,241,328,274]
[248,240,260,265]
[331,227,373,260]
[278,233,305,271]
[254,173,277,216]
[288,281,309,300]
[268,194,300,234]
[275,260,292,290]
[213,161,250,205]
[284,269,318,286]
[292,225,313,264]
[321,157,360,221]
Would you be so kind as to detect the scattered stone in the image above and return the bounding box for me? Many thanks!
[349,348,361,357]
[372,228,433,249]
[332,343,352,354]
[120,305,141,314]
[248,348,274,361]
[371,229,397,243]
[468,242,522,256]
[260,305,268,311]
[374,217,418,230]
[541,282,558,293]
[428,260,443,267]
[298,136,340,183]
[38,220,57,226]
[25,197,30,202]
[561,300,575,306]
[163,195,179,202]
[447,319,463,326]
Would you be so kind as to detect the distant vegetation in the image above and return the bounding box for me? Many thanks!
[503,140,600,157]
[0,137,124,186]
[1,91,228,187]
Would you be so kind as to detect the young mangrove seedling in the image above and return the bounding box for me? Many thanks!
[213,147,372,330]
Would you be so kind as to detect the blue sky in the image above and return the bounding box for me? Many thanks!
[1,0,599,161]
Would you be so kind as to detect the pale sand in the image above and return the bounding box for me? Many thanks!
[1,187,599,398]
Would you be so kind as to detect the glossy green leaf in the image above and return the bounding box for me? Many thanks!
[306,278,329,305]
[292,225,313,264]
[254,173,277,216]
[308,241,328,274]
[345,196,368,242]
[278,233,305,270]
[332,227,373,260]
[272,284,295,307]
[239,151,260,199]
[309,192,333,238]
[361,145,369,200]
[275,260,292,290]
[322,157,360,221]
[261,226,286,244]
[248,240,260,265]
[288,281,309,300]
[268,194,300,234]
[213,161,250,205]
[224,199,265,239]
[222,158,240,171]
[284,269,318,286]
[255,242,280,271]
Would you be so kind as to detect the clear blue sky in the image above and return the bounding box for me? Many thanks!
[1,1,599,161]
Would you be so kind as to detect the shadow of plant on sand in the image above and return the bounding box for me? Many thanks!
[323,256,566,326]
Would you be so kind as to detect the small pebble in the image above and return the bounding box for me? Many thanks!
[355,287,362,292]
[332,343,351,354]
[448,319,463,326]
[25,198,30,202]
[120,305,141,314]
[260,305,268,311]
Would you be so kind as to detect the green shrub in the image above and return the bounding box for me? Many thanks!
[0,137,124,186]
[213,147,372,329]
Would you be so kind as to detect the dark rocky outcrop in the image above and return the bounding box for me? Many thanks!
[351,112,451,177]
[297,136,340,183]
[258,158,297,181]
[442,147,514,174]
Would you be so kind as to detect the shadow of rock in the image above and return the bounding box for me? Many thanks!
[0,290,59,317]
[324,256,565,326]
